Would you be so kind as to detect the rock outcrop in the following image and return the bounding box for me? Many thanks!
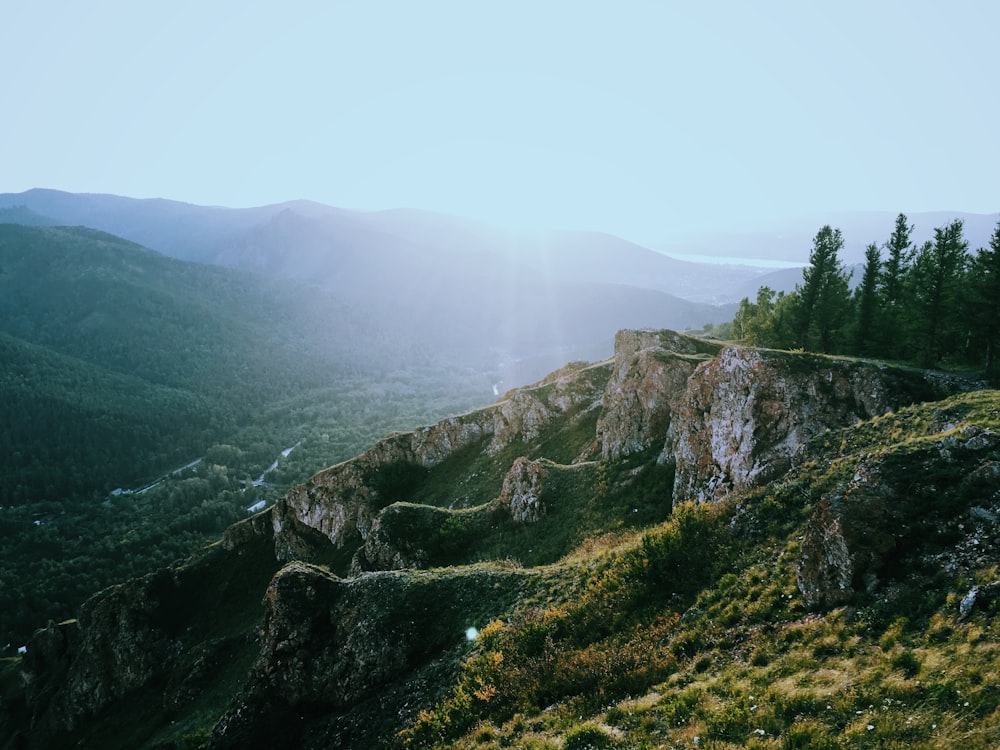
[19,531,280,746]
[597,329,720,460]
[272,360,610,562]
[350,502,489,573]
[797,422,1000,608]
[22,571,189,740]
[666,347,957,504]
[498,456,550,523]
[212,562,536,749]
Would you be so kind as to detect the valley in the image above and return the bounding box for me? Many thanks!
[2,327,996,749]
[1,194,998,749]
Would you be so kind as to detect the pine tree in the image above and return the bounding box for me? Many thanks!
[882,213,913,309]
[879,213,913,356]
[853,243,881,355]
[968,218,1000,384]
[795,225,852,353]
[906,219,969,367]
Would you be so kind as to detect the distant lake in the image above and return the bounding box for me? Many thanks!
[659,251,806,269]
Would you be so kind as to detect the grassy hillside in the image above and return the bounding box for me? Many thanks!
[403,390,1000,749]
[3,333,996,749]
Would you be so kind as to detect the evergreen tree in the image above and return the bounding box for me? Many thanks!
[968,218,1000,384]
[906,219,969,367]
[879,213,913,356]
[853,243,881,355]
[795,225,852,353]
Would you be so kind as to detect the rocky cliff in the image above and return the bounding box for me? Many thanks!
[596,329,721,460]
[665,347,956,504]
[272,358,611,565]
[211,562,540,749]
[16,523,280,749]
[7,329,992,750]
[796,407,1000,607]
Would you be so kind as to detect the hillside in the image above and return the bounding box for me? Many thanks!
[0,223,475,504]
[2,330,996,749]
[0,224,499,648]
[0,188,762,304]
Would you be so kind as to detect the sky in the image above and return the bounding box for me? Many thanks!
[2,0,998,245]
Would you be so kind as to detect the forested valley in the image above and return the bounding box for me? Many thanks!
[0,224,493,649]
[4,212,997,653]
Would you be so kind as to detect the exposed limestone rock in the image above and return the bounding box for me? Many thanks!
[222,508,275,552]
[212,562,535,749]
[796,463,895,607]
[797,425,1000,608]
[959,581,1000,620]
[273,361,610,562]
[489,391,551,454]
[597,329,718,460]
[612,328,708,360]
[273,461,380,562]
[20,531,280,747]
[352,504,433,572]
[667,347,955,504]
[499,457,549,523]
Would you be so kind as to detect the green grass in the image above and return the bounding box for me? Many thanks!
[398,390,1000,749]
[9,335,999,750]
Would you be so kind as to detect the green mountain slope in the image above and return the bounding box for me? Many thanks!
[0,330,215,501]
[0,224,497,649]
[3,331,996,750]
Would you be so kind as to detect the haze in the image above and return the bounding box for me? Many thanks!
[2,1,998,246]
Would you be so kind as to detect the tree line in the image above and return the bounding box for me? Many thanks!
[726,214,1000,384]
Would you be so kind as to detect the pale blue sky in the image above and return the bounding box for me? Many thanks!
[2,1,997,243]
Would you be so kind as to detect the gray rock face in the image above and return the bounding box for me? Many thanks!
[212,562,534,749]
[797,425,1000,608]
[498,456,549,523]
[666,348,950,504]
[19,528,280,747]
[796,463,895,607]
[597,329,717,461]
[22,571,182,740]
[273,361,610,561]
[222,509,275,551]
[352,505,432,572]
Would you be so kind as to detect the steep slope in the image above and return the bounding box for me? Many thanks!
[3,331,994,750]
[0,223,498,651]
[0,223,424,505]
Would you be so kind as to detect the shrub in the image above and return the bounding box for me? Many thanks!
[563,725,617,750]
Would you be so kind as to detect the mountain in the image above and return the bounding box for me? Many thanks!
[0,189,284,263]
[0,189,767,304]
[4,330,995,749]
[0,191,742,382]
[0,224,501,648]
[662,209,1000,265]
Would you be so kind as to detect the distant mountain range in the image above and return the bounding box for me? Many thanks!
[656,209,1000,266]
[2,190,993,374]
[0,188,768,304]
[0,189,750,383]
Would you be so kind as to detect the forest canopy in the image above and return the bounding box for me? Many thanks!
[726,215,1000,384]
